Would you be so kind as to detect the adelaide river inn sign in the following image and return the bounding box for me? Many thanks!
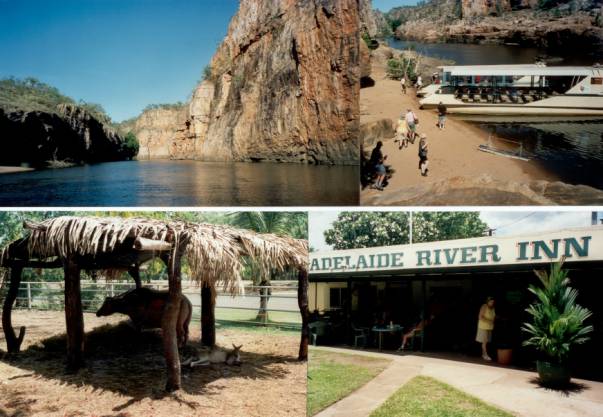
[310,227,603,274]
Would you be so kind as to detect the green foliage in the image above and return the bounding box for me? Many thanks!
[121,131,140,159]
[142,102,186,113]
[386,55,418,80]
[202,65,213,81]
[361,32,379,50]
[385,16,403,32]
[0,77,113,125]
[324,212,488,250]
[370,376,513,417]
[308,349,390,416]
[522,260,593,363]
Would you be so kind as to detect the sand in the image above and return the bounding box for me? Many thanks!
[360,49,556,205]
[0,166,34,174]
[0,310,306,417]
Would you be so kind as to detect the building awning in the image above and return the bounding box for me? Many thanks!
[310,226,603,280]
[438,64,602,77]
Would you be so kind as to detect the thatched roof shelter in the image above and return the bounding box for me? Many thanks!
[1,216,309,392]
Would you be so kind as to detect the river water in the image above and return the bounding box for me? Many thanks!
[387,39,603,188]
[0,160,359,206]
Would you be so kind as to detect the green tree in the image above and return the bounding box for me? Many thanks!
[324,212,488,250]
[121,131,140,159]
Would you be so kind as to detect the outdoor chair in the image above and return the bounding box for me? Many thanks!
[309,321,328,346]
[407,329,423,351]
[351,324,369,348]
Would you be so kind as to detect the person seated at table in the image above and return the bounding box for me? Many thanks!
[397,314,434,350]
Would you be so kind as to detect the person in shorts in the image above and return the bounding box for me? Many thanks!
[370,141,387,190]
[476,297,496,361]
[405,109,418,143]
[418,133,428,176]
[437,101,447,130]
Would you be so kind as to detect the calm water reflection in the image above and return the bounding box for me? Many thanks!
[386,39,601,66]
[0,160,359,206]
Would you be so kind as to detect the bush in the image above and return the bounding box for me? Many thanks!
[121,131,140,159]
[386,56,417,80]
[522,260,593,363]
[202,65,213,81]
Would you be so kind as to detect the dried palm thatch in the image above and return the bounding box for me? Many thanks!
[2,216,308,295]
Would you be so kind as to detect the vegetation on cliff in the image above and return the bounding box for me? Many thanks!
[0,77,113,125]
[0,77,139,166]
[375,0,603,48]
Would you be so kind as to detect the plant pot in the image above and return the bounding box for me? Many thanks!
[536,360,571,387]
[497,348,513,366]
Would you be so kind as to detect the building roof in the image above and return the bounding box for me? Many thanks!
[1,216,308,294]
[438,64,603,77]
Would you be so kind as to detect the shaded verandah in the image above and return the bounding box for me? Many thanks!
[0,216,309,391]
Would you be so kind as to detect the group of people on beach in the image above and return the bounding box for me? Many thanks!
[368,76,449,191]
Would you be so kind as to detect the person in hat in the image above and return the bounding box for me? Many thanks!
[418,133,428,176]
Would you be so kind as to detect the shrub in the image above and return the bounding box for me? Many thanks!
[522,260,593,363]
[121,131,140,159]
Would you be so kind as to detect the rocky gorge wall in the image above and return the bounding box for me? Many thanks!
[129,0,361,165]
[0,104,133,167]
[378,0,603,49]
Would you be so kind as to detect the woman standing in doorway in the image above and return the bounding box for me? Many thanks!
[476,296,496,361]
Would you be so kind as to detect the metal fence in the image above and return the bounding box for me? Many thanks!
[11,280,301,330]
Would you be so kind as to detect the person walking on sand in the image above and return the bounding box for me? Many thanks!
[437,101,447,130]
[395,117,408,149]
[416,75,423,90]
[370,141,387,190]
[418,134,429,177]
[405,109,418,143]
[400,75,407,94]
[476,297,496,361]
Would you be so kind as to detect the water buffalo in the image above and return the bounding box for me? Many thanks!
[96,287,192,347]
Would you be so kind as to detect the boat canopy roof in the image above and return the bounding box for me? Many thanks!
[438,64,603,77]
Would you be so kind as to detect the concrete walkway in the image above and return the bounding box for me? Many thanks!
[314,347,603,417]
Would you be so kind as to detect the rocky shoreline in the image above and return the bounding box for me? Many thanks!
[0,104,135,169]
[371,1,603,51]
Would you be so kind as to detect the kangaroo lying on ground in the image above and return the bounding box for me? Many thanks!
[181,344,243,367]
[96,287,192,348]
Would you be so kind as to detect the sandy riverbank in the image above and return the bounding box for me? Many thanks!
[0,166,34,174]
[360,46,558,205]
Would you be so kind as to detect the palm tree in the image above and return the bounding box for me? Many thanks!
[227,212,307,323]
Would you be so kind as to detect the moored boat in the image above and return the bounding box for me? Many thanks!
[419,64,603,116]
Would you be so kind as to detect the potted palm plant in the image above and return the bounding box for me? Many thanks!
[522,259,594,387]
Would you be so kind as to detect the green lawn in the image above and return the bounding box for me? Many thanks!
[308,348,391,416]
[370,376,514,417]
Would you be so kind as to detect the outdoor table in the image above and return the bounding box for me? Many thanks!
[371,325,404,351]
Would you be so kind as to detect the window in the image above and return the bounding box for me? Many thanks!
[330,288,348,309]
[591,78,603,85]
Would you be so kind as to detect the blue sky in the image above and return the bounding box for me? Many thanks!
[0,0,238,121]
[372,0,418,12]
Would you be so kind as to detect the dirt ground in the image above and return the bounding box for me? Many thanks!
[360,46,556,205]
[0,310,306,417]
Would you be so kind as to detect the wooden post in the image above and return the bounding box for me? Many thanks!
[128,265,142,289]
[201,284,216,347]
[162,249,183,392]
[2,266,26,353]
[64,257,85,371]
[297,268,309,361]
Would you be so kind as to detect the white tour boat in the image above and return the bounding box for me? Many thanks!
[418,64,603,116]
